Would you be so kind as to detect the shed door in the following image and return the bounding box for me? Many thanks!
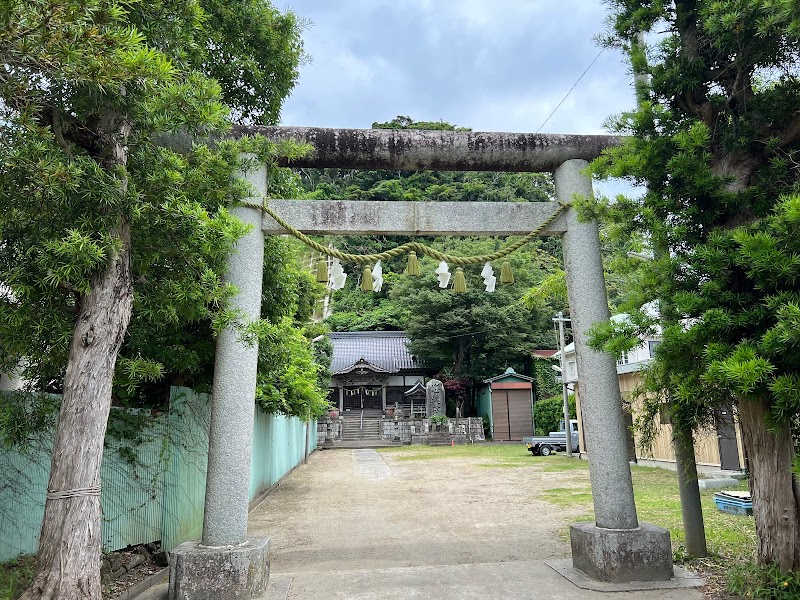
[507,390,534,440]
[492,390,533,441]
[492,393,510,441]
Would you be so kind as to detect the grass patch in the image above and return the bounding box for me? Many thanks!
[379,443,535,462]
[379,444,756,563]
[541,487,593,507]
[379,444,587,472]
[379,443,765,591]
[540,459,589,472]
[384,446,755,558]
[0,556,35,600]
[537,463,755,562]
[727,561,800,599]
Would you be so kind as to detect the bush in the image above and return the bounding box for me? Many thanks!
[430,413,448,426]
[481,414,490,438]
[533,394,575,436]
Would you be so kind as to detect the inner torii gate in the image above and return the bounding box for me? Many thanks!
[168,128,674,599]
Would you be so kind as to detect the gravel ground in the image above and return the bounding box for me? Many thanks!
[248,447,591,575]
[134,446,704,599]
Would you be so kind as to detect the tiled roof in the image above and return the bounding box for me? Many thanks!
[329,331,420,375]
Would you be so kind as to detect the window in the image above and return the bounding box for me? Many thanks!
[617,351,629,366]
[648,340,661,358]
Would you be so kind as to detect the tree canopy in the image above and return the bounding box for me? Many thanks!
[0,1,310,597]
[591,0,800,572]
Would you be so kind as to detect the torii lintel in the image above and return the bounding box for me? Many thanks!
[236,125,622,173]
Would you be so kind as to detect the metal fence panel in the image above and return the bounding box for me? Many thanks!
[0,387,312,561]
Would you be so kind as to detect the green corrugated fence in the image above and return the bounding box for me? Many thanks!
[0,387,314,562]
[249,409,317,501]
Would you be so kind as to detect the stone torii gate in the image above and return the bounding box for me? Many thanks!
[168,128,674,599]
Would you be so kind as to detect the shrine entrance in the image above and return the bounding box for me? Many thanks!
[170,126,676,599]
[343,386,382,412]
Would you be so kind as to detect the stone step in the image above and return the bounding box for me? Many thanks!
[428,434,452,446]
[341,428,382,439]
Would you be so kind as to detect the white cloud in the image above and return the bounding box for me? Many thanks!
[281,1,636,135]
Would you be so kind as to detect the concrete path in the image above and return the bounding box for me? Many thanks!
[272,561,700,600]
[136,447,705,599]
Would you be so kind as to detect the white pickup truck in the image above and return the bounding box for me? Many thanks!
[523,419,579,456]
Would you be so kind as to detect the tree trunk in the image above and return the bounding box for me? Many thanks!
[21,224,133,600]
[673,420,707,557]
[23,112,134,598]
[738,395,800,571]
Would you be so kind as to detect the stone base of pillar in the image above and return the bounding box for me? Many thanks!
[169,536,270,600]
[570,522,673,583]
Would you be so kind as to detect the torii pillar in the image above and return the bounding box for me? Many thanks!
[169,159,271,600]
[555,159,673,583]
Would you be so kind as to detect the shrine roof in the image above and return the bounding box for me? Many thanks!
[330,331,421,375]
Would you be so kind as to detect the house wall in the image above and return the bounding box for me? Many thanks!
[574,372,744,470]
[476,385,492,434]
[619,372,734,467]
[619,341,656,365]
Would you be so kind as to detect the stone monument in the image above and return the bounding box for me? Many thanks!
[426,379,446,416]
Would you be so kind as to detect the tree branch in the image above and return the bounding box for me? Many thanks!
[778,111,800,149]
[673,0,717,128]
[51,108,72,161]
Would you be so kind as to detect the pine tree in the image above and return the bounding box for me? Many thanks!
[593,0,800,570]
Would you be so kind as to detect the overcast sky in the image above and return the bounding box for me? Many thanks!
[281,1,635,136]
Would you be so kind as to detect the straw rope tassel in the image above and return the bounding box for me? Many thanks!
[500,261,514,285]
[452,268,467,293]
[405,251,420,276]
[360,265,373,291]
[315,258,328,283]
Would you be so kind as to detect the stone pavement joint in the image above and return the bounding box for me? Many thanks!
[274,560,704,600]
[351,448,392,480]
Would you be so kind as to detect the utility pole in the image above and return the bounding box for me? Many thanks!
[553,311,573,457]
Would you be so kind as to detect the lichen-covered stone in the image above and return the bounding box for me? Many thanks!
[169,536,270,600]
[236,126,621,173]
[570,523,673,583]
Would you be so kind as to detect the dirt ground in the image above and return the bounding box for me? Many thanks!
[132,446,702,599]
[248,447,592,575]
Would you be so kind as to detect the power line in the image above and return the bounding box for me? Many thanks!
[536,48,605,134]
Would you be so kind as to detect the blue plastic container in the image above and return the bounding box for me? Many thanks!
[713,492,753,516]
